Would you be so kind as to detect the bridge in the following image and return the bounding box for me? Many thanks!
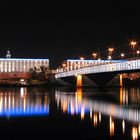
[55,59,140,87]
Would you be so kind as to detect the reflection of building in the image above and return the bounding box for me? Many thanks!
[0,58,49,79]
[0,88,49,116]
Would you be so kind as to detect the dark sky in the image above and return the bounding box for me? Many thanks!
[0,1,140,68]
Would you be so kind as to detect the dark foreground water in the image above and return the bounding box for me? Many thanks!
[0,87,140,139]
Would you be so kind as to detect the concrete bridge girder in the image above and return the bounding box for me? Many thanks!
[58,72,123,87]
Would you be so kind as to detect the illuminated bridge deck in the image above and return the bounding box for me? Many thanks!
[55,59,140,78]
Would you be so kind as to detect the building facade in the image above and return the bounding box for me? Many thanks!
[0,58,49,79]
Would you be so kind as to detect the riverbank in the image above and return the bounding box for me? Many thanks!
[0,78,140,87]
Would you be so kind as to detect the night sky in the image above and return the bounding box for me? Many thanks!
[0,1,140,68]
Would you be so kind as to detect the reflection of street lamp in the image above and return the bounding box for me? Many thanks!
[130,41,137,57]
[108,48,114,60]
[92,53,97,60]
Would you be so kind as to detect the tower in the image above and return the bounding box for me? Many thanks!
[6,50,11,58]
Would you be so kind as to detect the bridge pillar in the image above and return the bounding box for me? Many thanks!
[76,75,82,88]
[120,74,123,87]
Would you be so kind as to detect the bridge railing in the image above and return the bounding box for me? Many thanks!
[55,59,140,78]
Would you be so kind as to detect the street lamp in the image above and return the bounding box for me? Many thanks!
[108,48,114,60]
[136,50,140,57]
[92,53,97,60]
[108,55,112,60]
[130,41,137,57]
[62,63,66,71]
[121,53,125,59]
[80,57,84,60]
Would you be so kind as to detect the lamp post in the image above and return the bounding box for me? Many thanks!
[130,41,137,57]
[108,48,114,60]
[62,63,66,71]
[92,53,97,60]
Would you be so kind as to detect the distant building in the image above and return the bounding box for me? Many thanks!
[0,57,49,80]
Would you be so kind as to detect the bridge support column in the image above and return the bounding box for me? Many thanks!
[76,75,82,88]
[120,74,123,87]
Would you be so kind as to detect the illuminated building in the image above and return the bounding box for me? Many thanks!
[0,58,49,73]
[0,51,49,80]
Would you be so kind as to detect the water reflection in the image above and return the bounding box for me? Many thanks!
[55,87,140,139]
[0,87,49,117]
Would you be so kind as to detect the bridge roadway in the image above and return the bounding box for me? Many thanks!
[55,59,140,79]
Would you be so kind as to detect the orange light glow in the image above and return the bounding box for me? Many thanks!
[130,41,137,46]
[108,48,114,52]
[132,127,138,140]
[93,113,98,127]
[76,75,82,87]
[80,57,84,60]
[109,116,114,136]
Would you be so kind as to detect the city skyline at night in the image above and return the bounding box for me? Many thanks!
[0,1,140,69]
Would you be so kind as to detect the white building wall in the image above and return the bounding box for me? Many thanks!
[0,59,49,73]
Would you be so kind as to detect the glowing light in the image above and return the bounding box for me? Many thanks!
[108,48,114,52]
[62,63,66,67]
[130,41,137,57]
[99,113,101,123]
[109,116,114,136]
[108,56,112,60]
[121,53,125,58]
[76,75,82,87]
[137,50,140,54]
[130,41,137,46]
[92,53,97,59]
[80,57,84,60]
[120,74,123,87]
[90,109,92,119]
[62,101,67,112]
[132,127,138,140]
[122,120,125,134]
[75,88,82,102]
[81,106,85,120]
[138,124,140,136]
[93,113,98,127]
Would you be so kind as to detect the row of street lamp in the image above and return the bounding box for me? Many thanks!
[80,40,139,60]
[60,40,139,69]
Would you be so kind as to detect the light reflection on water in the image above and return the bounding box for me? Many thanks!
[55,87,140,139]
[1,87,140,139]
[0,87,49,117]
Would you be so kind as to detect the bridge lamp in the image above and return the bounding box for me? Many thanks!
[121,53,125,59]
[62,63,67,71]
[130,41,137,57]
[80,57,84,60]
[108,48,114,59]
[92,53,97,60]
[137,50,140,55]
[62,63,66,67]
[108,55,112,60]
[108,48,114,52]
